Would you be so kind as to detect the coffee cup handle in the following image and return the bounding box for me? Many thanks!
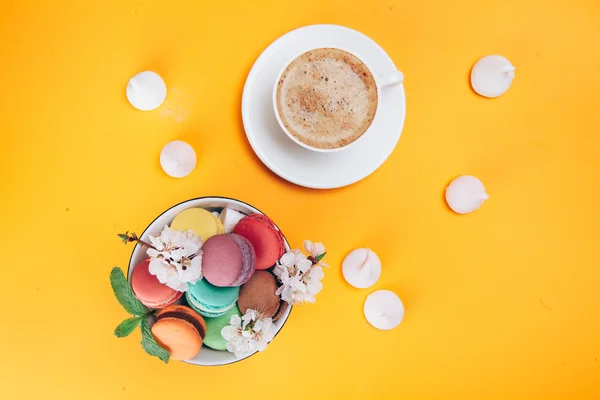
[378,71,404,88]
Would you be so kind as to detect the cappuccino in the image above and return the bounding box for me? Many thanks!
[276,48,378,150]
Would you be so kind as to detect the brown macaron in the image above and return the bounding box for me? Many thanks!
[151,305,207,361]
[272,301,289,322]
[237,271,280,317]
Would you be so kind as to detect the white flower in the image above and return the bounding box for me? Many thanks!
[221,309,276,358]
[274,244,326,305]
[304,240,325,258]
[242,309,257,328]
[304,240,328,267]
[146,225,203,292]
[275,269,306,303]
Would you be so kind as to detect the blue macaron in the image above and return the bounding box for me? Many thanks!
[185,278,240,318]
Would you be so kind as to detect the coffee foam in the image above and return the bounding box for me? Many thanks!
[276,48,378,149]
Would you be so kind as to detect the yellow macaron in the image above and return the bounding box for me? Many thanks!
[215,215,225,234]
[171,208,222,241]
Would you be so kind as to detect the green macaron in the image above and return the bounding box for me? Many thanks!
[185,278,239,318]
[204,305,242,351]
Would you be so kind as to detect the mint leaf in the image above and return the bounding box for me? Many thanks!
[118,233,129,244]
[114,316,143,338]
[316,252,326,262]
[140,318,169,363]
[110,267,146,316]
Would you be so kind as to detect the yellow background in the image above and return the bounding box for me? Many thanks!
[1,0,599,398]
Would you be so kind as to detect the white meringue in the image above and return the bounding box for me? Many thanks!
[364,290,404,330]
[126,71,167,111]
[445,175,489,214]
[159,140,196,178]
[219,208,246,233]
[470,55,515,98]
[342,248,381,289]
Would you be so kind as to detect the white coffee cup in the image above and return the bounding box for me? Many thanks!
[273,47,404,153]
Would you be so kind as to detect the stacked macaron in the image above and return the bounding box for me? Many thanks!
[201,233,256,286]
[151,305,207,361]
[185,278,239,317]
[131,259,183,308]
[128,206,289,360]
[233,214,286,270]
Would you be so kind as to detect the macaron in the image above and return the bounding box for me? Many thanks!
[151,305,207,361]
[185,278,240,318]
[233,214,286,270]
[170,208,224,241]
[272,301,289,322]
[202,233,256,287]
[238,271,280,317]
[130,259,182,308]
[203,305,242,351]
[214,216,225,234]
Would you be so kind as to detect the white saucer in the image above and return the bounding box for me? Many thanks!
[241,24,406,189]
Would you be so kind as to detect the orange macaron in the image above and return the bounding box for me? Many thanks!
[151,305,207,361]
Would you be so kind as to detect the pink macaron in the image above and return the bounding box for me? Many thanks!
[130,259,183,308]
[202,233,256,287]
[233,214,286,270]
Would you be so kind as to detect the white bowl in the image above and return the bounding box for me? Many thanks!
[127,196,292,366]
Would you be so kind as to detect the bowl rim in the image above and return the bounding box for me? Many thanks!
[126,196,293,366]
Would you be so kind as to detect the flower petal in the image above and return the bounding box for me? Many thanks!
[148,259,164,277]
[313,242,325,257]
[230,314,241,327]
[221,326,234,340]
[303,240,314,255]
[256,340,268,352]
[310,266,324,280]
[146,248,160,259]
[281,287,294,303]
[307,280,323,295]
[279,252,296,268]
[294,252,309,265]
[226,342,236,354]
[297,259,313,274]
[304,293,316,303]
